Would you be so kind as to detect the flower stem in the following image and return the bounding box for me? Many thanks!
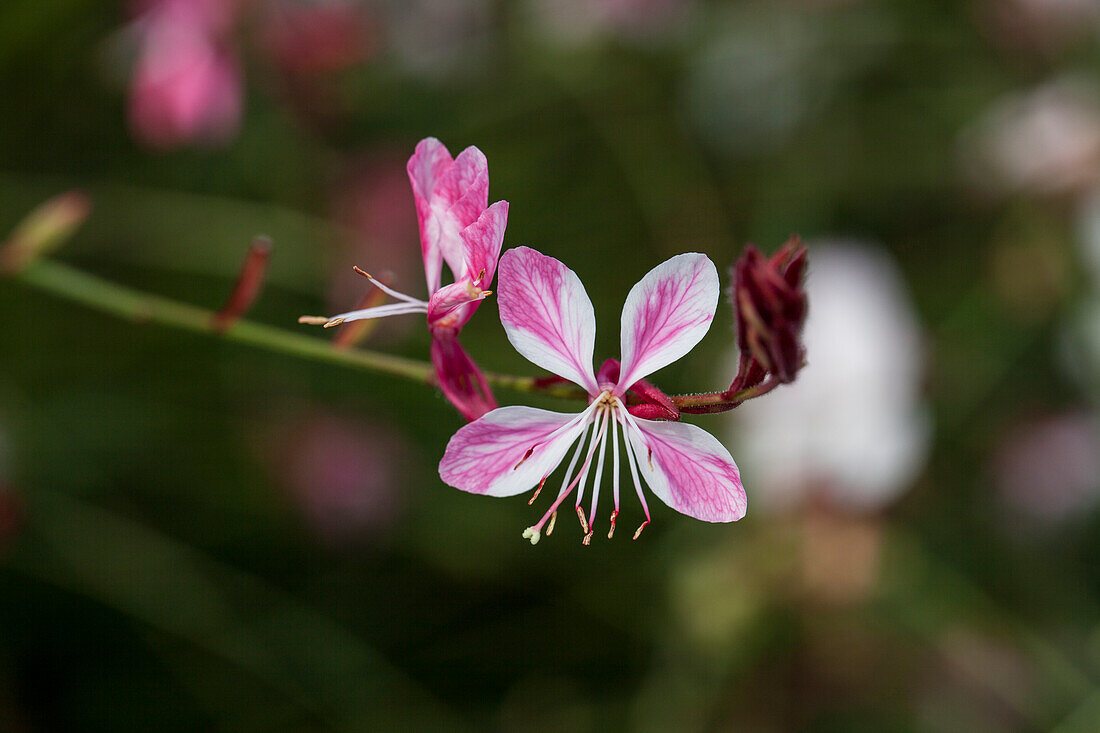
[9,258,760,410]
[12,258,581,399]
[670,378,781,414]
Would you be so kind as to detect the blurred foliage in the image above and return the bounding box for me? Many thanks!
[1,0,1100,731]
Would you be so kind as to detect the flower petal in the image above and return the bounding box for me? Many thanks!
[432,146,489,281]
[440,406,590,497]
[407,138,454,294]
[497,246,599,394]
[617,253,720,391]
[430,334,496,421]
[462,200,508,289]
[626,417,746,522]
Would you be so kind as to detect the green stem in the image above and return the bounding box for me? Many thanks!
[9,258,753,410]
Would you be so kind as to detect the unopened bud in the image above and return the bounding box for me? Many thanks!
[0,191,92,275]
[730,236,808,386]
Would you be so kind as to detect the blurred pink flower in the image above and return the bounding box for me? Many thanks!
[304,138,508,421]
[993,412,1100,524]
[328,151,424,340]
[440,247,744,545]
[267,413,407,544]
[726,242,930,514]
[127,0,243,149]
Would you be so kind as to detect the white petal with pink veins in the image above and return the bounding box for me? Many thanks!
[626,417,746,522]
[618,253,719,391]
[440,405,592,497]
[497,247,599,394]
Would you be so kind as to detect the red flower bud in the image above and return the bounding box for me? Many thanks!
[730,236,808,388]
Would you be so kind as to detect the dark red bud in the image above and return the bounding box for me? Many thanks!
[729,236,808,389]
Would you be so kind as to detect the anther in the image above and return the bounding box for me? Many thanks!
[582,531,594,546]
[522,527,540,545]
[632,520,650,540]
[647,447,654,471]
[608,509,618,539]
[576,505,589,534]
[298,316,330,325]
[528,475,548,505]
[546,511,558,536]
[353,266,373,280]
[514,446,536,470]
[323,317,345,328]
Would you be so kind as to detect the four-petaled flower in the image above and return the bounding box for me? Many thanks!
[439,246,746,544]
[301,137,508,420]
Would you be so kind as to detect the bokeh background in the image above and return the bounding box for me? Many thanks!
[2,0,1100,730]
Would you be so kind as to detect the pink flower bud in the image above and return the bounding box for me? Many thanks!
[730,236,808,387]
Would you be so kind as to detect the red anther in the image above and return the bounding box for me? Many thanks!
[575,505,589,534]
[514,447,535,470]
[213,236,272,332]
[528,475,548,505]
[632,520,650,540]
[582,531,593,546]
[608,509,618,539]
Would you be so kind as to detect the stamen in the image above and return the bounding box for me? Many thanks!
[610,407,621,518]
[472,268,487,286]
[546,511,557,536]
[573,409,609,513]
[576,505,589,534]
[608,509,618,539]
[528,474,549,505]
[619,406,652,532]
[582,531,594,546]
[352,266,424,305]
[298,316,330,325]
[588,409,611,532]
[324,317,345,328]
[633,520,650,540]
[514,446,535,470]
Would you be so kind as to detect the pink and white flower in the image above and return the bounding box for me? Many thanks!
[439,246,746,544]
[302,137,508,420]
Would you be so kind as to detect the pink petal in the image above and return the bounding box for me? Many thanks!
[430,334,496,421]
[439,406,589,497]
[627,418,746,522]
[617,253,719,391]
[431,147,489,282]
[462,200,508,289]
[497,247,599,394]
[407,138,455,293]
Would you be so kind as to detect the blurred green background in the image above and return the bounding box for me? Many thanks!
[2,0,1100,730]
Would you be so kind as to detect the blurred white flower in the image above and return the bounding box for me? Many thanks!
[960,76,1100,199]
[725,241,930,513]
